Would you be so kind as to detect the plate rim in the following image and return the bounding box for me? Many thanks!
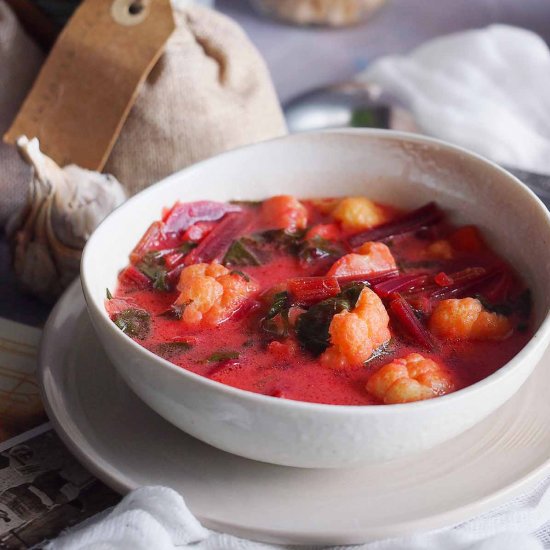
[38,280,550,545]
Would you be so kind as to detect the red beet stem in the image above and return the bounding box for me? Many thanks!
[231,299,261,321]
[400,267,489,301]
[434,272,454,287]
[373,272,430,298]
[185,212,251,265]
[130,222,163,264]
[389,294,434,349]
[481,271,511,303]
[164,251,186,270]
[129,221,188,264]
[335,269,400,287]
[166,263,185,287]
[348,202,443,247]
[428,268,492,300]
[287,276,341,303]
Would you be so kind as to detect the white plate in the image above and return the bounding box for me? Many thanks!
[39,281,550,545]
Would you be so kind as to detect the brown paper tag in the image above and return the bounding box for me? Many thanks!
[4,0,175,171]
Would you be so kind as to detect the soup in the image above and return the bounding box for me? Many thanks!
[106,195,532,406]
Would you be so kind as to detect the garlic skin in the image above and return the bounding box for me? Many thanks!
[51,164,127,249]
[7,137,126,301]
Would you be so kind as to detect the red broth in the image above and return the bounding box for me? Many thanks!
[108,197,533,406]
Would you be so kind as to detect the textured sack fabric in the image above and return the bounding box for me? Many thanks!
[0,2,286,227]
[0,0,44,226]
[104,4,287,194]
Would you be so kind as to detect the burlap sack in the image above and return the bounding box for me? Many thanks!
[3,1,286,301]
[105,4,287,194]
[0,1,44,226]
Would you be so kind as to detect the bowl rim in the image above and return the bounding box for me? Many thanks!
[81,128,550,414]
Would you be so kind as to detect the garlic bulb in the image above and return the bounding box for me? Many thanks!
[250,0,386,26]
[7,137,126,301]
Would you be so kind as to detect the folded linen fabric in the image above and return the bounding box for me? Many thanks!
[44,480,550,550]
[360,25,550,175]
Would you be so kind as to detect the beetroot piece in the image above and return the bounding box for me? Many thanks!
[129,222,185,264]
[373,273,430,298]
[129,222,164,264]
[118,265,151,289]
[287,276,341,304]
[434,272,454,287]
[183,221,217,242]
[185,212,252,265]
[231,299,262,321]
[163,251,186,270]
[348,202,443,247]
[166,262,191,288]
[396,267,490,302]
[163,201,241,234]
[335,269,400,287]
[389,294,434,350]
[428,268,492,300]
[480,271,512,303]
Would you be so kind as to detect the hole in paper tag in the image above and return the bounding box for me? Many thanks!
[112,0,151,26]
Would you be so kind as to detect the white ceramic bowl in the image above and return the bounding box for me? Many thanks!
[81,130,550,468]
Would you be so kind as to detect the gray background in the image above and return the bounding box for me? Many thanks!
[218,0,550,103]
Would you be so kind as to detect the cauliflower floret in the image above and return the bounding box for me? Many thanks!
[321,287,391,369]
[178,263,228,285]
[176,263,258,326]
[261,195,308,231]
[429,298,512,340]
[366,353,453,404]
[327,241,396,277]
[331,197,386,231]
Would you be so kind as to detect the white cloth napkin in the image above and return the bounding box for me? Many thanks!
[44,479,550,550]
[360,25,550,175]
